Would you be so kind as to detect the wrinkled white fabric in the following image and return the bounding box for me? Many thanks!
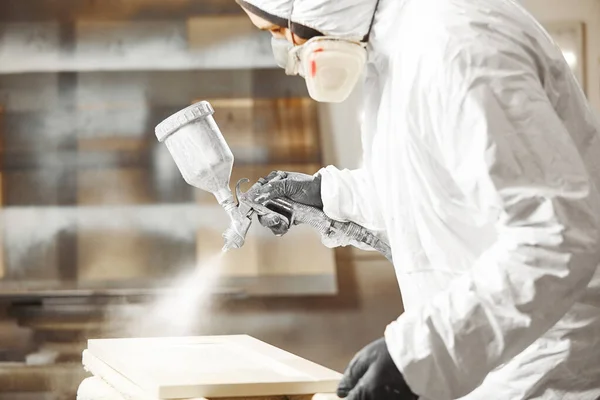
[290,0,376,40]
[240,0,292,22]
[310,167,386,251]
[246,0,600,399]
[317,166,388,251]
[241,0,377,40]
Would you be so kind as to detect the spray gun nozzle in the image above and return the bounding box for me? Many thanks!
[222,227,245,252]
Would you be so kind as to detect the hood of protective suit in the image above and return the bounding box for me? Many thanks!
[238,0,379,41]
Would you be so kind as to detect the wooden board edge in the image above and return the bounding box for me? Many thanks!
[83,349,160,399]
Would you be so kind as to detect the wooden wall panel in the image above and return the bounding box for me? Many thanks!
[0,5,334,295]
[0,105,4,279]
[0,0,245,22]
[0,18,276,73]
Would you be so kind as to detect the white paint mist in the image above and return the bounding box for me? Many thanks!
[103,253,223,338]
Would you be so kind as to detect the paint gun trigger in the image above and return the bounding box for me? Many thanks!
[235,178,292,230]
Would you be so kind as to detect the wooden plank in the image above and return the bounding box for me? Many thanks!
[252,98,322,164]
[78,377,339,400]
[0,393,61,400]
[0,151,151,174]
[0,202,336,295]
[55,69,79,282]
[0,102,315,165]
[0,104,4,279]
[78,377,143,400]
[0,274,335,299]
[0,363,87,393]
[0,0,245,22]
[84,336,342,399]
[75,168,186,284]
[0,71,307,114]
[0,18,276,73]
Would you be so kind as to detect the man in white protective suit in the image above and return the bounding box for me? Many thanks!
[236,0,600,399]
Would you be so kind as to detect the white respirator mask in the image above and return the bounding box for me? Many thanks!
[271,37,293,69]
[272,36,367,103]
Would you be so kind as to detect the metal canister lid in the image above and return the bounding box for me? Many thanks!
[155,100,214,142]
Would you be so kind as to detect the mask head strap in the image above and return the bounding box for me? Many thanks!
[363,0,381,42]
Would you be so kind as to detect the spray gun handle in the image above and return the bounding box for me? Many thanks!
[266,197,393,263]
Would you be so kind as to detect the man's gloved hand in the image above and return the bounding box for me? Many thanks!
[338,338,418,400]
[253,170,323,236]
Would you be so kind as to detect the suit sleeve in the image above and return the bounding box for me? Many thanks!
[319,165,386,233]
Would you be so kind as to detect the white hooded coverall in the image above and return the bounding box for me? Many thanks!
[241,0,600,399]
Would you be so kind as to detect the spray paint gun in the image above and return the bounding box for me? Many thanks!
[155,101,392,262]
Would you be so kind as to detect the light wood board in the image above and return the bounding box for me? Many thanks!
[84,335,342,399]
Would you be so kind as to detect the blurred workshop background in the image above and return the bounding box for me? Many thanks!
[0,0,598,399]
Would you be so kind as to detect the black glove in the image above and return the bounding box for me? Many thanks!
[253,170,323,236]
[338,338,418,400]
